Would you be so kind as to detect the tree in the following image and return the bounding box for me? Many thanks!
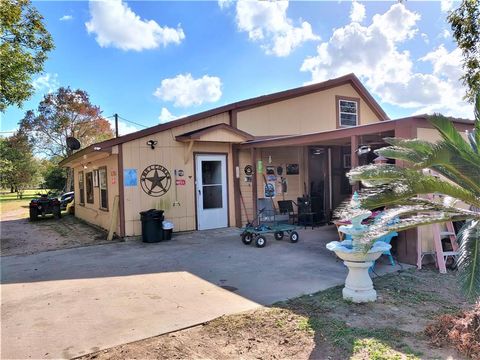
[448,0,480,103]
[0,0,54,111]
[338,94,480,300]
[41,159,67,190]
[19,87,114,190]
[0,131,38,192]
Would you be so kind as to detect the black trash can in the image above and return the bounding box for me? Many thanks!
[140,209,164,243]
[162,221,174,240]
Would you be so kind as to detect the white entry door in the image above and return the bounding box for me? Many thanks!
[195,154,228,230]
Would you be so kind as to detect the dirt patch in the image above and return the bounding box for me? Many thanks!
[1,212,119,256]
[80,269,470,360]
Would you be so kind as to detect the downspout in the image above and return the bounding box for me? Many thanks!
[328,147,332,211]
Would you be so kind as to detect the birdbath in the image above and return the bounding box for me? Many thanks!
[327,192,391,303]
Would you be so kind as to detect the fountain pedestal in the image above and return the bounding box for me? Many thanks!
[343,260,377,302]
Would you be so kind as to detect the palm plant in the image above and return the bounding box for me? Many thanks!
[337,93,480,301]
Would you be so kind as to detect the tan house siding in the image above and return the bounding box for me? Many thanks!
[122,112,233,236]
[73,154,119,232]
[236,84,382,136]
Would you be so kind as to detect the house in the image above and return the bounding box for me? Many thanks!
[59,73,473,265]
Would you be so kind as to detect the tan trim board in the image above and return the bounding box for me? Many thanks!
[118,144,125,237]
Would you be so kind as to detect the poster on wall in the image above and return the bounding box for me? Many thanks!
[264,182,275,198]
[266,166,275,175]
[124,169,138,187]
[93,169,99,187]
[286,164,299,175]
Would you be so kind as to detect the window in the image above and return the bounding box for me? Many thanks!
[339,99,358,127]
[86,172,94,204]
[99,167,108,210]
[78,171,85,205]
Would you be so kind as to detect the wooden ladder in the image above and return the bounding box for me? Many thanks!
[418,220,459,273]
[432,221,459,273]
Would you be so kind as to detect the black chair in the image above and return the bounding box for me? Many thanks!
[277,200,298,225]
[297,197,316,229]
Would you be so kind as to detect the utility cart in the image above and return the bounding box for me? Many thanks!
[240,207,299,248]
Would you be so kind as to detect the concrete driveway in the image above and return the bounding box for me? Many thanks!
[1,226,403,359]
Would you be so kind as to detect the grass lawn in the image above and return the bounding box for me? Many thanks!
[82,269,470,360]
[0,189,54,217]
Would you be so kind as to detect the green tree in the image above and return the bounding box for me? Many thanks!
[19,87,114,190]
[0,0,54,111]
[448,0,480,103]
[339,94,480,300]
[42,159,67,190]
[0,131,38,192]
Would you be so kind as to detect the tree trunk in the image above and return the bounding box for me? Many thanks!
[10,185,14,193]
[65,167,74,192]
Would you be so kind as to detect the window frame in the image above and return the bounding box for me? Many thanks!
[78,170,85,205]
[98,166,109,211]
[336,96,360,128]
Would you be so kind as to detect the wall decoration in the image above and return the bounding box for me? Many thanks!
[176,179,186,186]
[266,166,275,175]
[286,163,299,175]
[245,175,252,183]
[124,169,138,187]
[244,165,253,176]
[140,164,172,197]
[264,182,275,198]
[276,166,283,176]
[257,160,263,173]
[267,175,276,182]
[93,169,99,187]
[177,169,184,177]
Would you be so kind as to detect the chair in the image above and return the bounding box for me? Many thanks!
[297,197,316,229]
[277,200,298,224]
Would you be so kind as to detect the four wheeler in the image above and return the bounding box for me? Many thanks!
[29,192,62,221]
[240,208,299,248]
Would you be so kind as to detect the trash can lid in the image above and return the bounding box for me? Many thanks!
[162,221,174,229]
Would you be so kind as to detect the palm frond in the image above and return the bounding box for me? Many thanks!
[457,220,480,301]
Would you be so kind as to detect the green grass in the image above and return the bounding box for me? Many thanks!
[0,189,55,217]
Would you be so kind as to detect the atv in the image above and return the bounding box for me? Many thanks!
[29,192,62,221]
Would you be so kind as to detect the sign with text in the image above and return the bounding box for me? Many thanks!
[176,179,186,186]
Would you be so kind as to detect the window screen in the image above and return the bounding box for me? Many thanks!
[78,171,85,204]
[99,167,108,210]
[339,100,358,127]
[86,172,94,203]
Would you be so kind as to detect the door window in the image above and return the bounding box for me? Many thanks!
[201,160,222,209]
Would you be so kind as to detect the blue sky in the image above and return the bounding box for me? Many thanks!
[1,0,471,136]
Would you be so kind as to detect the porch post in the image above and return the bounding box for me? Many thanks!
[251,147,258,219]
[350,135,359,191]
[232,144,242,227]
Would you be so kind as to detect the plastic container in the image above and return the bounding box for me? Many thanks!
[162,221,174,241]
[140,209,164,243]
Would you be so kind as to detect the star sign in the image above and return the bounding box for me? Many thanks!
[140,165,172,197]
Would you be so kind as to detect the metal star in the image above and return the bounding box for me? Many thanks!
[145,169,166,193]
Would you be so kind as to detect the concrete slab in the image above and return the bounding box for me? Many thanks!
[1,226,406,359]
[2,272,259,359]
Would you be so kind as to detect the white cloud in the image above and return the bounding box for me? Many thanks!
[85,0,185,51]
[301,3,471,118]
[32,73,59,93]
[421,33,429,44]
[107,118,138,136]
[441,0,453,12]
[350,1,366,23]
[227,0,319,57]
[441,29,451,39]
[59,15,73,21]
[158,107,187,124]
[218,0,234,10]
[153,74,222,107]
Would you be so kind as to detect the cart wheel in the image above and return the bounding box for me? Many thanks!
[274,231,284,240]
[241,232,253,245]
[290,231,299,243]
[255,235,267,248]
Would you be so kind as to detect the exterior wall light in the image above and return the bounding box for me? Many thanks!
[147,140,158,149]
